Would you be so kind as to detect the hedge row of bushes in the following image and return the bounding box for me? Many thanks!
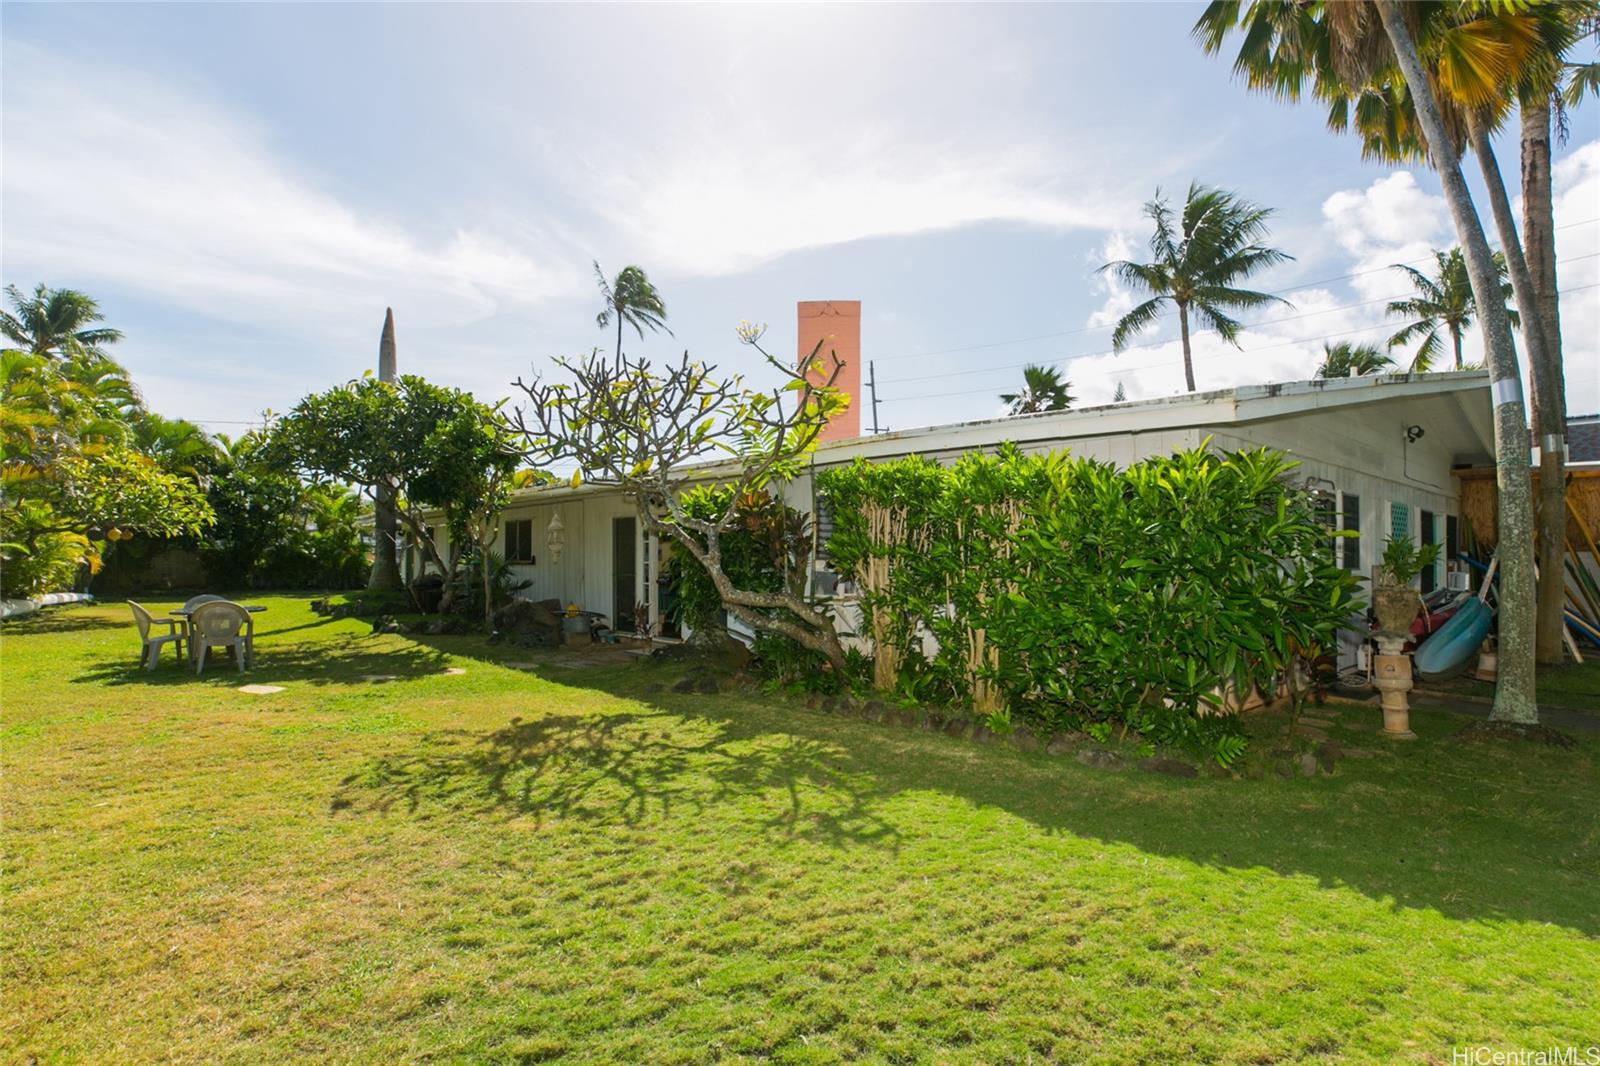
[815,444,1360,764]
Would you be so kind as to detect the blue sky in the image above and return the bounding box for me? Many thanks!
[3,2,1597,438]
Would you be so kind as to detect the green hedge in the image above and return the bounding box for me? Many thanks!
[818,443,1359,763]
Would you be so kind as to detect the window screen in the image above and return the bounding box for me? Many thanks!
[1341,493,1361,572]
[1419,509,1437,593]
[504,518,534,563]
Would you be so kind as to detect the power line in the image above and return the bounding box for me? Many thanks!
[867,216,1600,365]
[878,254,1600,389]
[889,281,1600,403]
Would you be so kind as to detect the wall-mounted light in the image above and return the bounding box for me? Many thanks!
[546,512,566,563]
[1406,424,1425,444]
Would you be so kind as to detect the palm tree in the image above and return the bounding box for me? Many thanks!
[594,262,670,361]
[131,413,222,483]
[1000,364,1074,415]
[1,284,124,361]
[1099,183,1293,392]
[1385,248,1516,372]
[1315,341,1394,378]
[1195,0,1542,722]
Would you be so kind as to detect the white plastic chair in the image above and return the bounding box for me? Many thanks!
[190,601,254,675]
[129,601,187,671]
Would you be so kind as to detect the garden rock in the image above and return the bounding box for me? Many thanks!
[1297,753,1320,777]
[971,725,999,745]
[671,677,698,694]
[1076,748,1123,769]
[1315,740,1341,771]
[492,598,564,648]
[694,675,720,695]
[1046,732,1083,755]
[1011,727,1041,753]
[1137,756,1198,778]
[943,719,971,739]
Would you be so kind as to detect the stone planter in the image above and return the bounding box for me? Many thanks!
[1372,584,1420,636]
[1372,642,1417,740]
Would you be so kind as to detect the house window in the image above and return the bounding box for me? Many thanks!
[1389,501,1410,546]
[814,497,836,559]
[1420,510,1438,593]
[504,518,534,563]
[1341,493,1361,572]
[1312,491,1337,563]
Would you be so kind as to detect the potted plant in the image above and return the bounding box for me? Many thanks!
[1372,537,1440,635]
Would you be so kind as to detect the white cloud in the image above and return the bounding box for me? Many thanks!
[1552,142,1600,413]
[2,44,576,343]
[1086,232,1140,331]
[1321,171,1452,303]
[569,125,1130,278]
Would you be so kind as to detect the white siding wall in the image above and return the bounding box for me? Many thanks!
[406,403,1467,653]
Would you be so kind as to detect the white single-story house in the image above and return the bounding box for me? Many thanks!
[402,301,1497,664]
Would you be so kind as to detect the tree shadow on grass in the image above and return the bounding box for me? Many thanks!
[344,631,1600,936]
[1,609,126,635]
[332,709,901,851]
[71,633,456,689]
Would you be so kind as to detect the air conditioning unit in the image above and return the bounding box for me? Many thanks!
[1447,570,1471,592]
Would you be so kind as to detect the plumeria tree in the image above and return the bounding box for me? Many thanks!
[510,322,850,670]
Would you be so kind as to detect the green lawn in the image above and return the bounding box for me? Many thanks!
[4,595,1598,1063]
[1420,656,1600,713]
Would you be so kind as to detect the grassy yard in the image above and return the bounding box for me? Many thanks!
[1419,656,1600,713]
[4,595,1598,1063]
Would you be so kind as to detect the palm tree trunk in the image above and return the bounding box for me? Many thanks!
[1375,0,1537,724]
[1519,95,1569,667]
[616,316,624,363]
[1177,302,1197,392]
[1451,327,1463,370]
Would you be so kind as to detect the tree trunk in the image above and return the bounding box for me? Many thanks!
[1519,96,1569,666]
[1375,0,1538,724]
[1467,111,1561,665]
[1177,302,1197,392]
[482,548,493,631]
[1451,327,1463,371]
[368,482,403,591]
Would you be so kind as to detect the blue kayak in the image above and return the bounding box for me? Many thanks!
[1414,597,1492,681]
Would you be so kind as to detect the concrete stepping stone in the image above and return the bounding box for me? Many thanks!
[443,667,466,676]
[238,684,285,695]
[361,674,400,684]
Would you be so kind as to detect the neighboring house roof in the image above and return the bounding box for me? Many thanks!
[493,370,1496,508]
[1566,413,1599,465]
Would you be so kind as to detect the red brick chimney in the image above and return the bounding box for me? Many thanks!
[798,300,860,443]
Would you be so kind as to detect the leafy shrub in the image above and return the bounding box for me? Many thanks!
[663,486,813,637]
[819,443,1360,765]
[453,550,531,621]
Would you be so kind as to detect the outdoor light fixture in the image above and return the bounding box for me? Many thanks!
[546,512,566,563]
[1406,424,1425,443]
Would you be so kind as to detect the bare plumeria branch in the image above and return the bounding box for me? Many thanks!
[508,324,850,667]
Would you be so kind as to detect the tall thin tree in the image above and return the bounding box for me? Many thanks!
[1385,248,1515,371]
[1,284,124,362]
[1099,183,1293,392]
[1373,0,1539,723]
[594,262,670,361]
[1000,364,1075,415]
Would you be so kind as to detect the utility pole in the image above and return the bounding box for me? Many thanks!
[867,359,885,435]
